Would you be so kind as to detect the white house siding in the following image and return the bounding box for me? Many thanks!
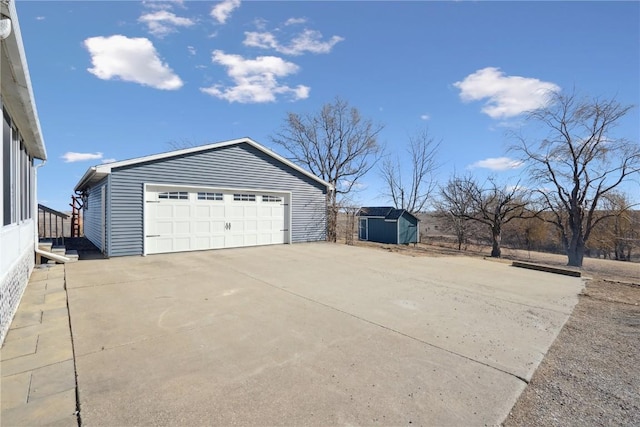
[0,1,47,344]
[1,106,39,342]
[94,142,327,256]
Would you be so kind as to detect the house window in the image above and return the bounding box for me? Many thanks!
[262,195,282,203]
[158,191,188,200]
[233,194,256,202]
[197,192,223,201]
[2,109,11,225]
[2,108,32,226]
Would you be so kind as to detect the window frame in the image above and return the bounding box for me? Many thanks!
[197,192,223,201]
[158,191,189,200]
[233,193,256,202]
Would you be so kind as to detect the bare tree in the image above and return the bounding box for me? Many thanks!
[590,192,638,261]
[439,175,529,257]
[513,92,640,266]
[381,128,440,213]
[271,97,384,242]
[435,177,474,250]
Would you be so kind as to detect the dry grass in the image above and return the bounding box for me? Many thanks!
[343,238,639,284]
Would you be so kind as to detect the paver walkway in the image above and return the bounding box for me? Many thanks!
[0,264,78,426]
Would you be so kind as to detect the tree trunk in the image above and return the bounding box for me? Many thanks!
[567,244,584,267]
[327,205,338,242]
[491,228,501,258]
[566,237,586,267]
[566,220,586,267]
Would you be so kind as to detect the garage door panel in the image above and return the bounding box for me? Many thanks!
[259,220,271,230]
[195,206,210,217]
[211,220,225,232]
[175,205,190,217]
[173,237,191,251]
[156,238,175,252]
[158,205,173,217]
[175,221,190,234]
[157,222,173,235]
[146,187,287,254]
[195,221,210,233]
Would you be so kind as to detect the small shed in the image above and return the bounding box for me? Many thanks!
[357,207,420,245]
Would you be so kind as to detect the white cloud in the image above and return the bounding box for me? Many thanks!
[138,10,194,37]
[142,0,184,11]
[200,50,309,103]
[454,67,560,119]
[468,157,523,171]
[252,18,268,31]
[340,180,367,191]
[420,114,430,121]
[35,16,45,21]
[101,158,117,164]
[244,29,344,55]
[187,45,196,56]
[62,152,104,163]
[211,0,241,24]
[84,35,183,90]
[285,17,307,26]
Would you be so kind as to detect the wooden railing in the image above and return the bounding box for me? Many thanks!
[38,204,69,247]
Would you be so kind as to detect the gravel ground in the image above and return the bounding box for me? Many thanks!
[503,278,640,426]
[350,240,640,426]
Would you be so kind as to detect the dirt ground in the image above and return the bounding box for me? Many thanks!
[347,239,640,427]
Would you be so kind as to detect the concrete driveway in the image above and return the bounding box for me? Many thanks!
[65,243,583,426]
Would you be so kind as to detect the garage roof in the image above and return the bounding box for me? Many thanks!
[74,137,333,192]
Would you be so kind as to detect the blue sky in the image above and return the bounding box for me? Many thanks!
[17,0,640,211]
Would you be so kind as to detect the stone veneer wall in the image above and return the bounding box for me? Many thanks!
[0,250,34,345]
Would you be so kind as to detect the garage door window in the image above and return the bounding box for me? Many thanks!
[197,192,223,201]
[233,194,256,201]
[262,195,282,203]
[159,191,188,200]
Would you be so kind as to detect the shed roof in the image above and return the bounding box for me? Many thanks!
[74,137,333,192]
[357,207,395,217]
[358,206,420,222]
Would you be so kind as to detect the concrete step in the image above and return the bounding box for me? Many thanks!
[51,246,66,255]
[65,250,79,263]
[38,242,53,252]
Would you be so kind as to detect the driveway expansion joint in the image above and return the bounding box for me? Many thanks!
[232,266,532,385]
[64,266,82,427]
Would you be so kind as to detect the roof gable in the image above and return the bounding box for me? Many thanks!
[75,138,332,191]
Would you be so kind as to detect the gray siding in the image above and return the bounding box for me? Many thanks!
[107,143,327,256]
[84,178,107,252]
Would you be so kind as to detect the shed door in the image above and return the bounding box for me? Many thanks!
[358,218,368,240]
[144,186,288,255]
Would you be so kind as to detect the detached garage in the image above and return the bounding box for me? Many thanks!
[74,138,331,256]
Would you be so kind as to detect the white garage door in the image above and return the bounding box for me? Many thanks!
[144,186,288,255]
